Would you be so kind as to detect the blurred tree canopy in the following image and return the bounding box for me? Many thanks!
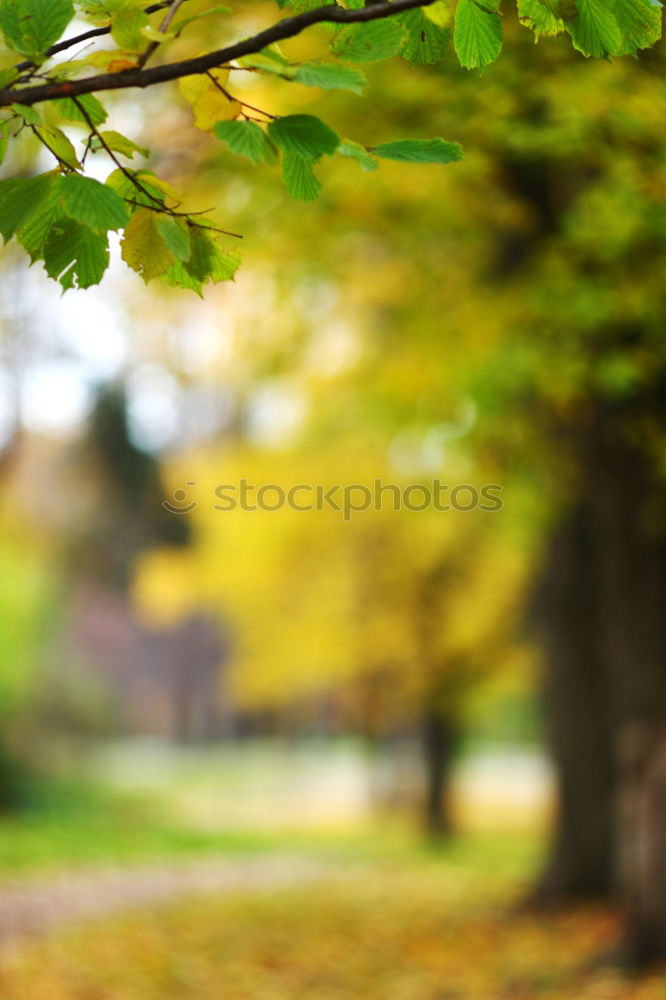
[135,444,532,832]
[0,502,57,808]
[126,11,666,959]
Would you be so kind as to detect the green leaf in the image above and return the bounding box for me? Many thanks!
[172,3,231,34]
[268,114,339,161]
[120,207,175,282]
[0,66,18,87]
[140,24,175,42]
[0,0,74,58]
[51,94,108,126]
[454,0,503,68]
[294,61,366,93]
[236,46,291,75]
[35,126,80,169]
[43,218,109,289]
[10,102,41,124]
[567,0,622,55]
[214,120,277,165]
[0,122,7,166]
[400,8,451,64]
[372,137,463,164]
[280,0,332,10]
[185,226,240,282]
[106,168,166,209]
[337,139,378,172]
[281,152,322,201]
[331,19,406,62]
[155,215,191,262]
[111,1,148,50]
[163,260,204,296]
[133,172,180,203]
[77,0,128,17]
[255,45,290,65]
[57,174,129,231]
[16,182,64,261]
[90,130,149,159]
[547,0,578,19]
[517,0,565,37]
[0,173,53,242]
[611,0,661,54]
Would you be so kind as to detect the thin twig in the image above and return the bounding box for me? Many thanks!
[71,96,169,211]
[188,219,243,238]
[137,0,189,69]
[123,197,243,237]
[205,70,276,120]
[73,96,242,236]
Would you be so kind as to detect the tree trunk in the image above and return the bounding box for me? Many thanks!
[532,407,666,961]
[422,708,458,840]
[592,423,666,963]
[618,721,666,964]
[531,505,616,902]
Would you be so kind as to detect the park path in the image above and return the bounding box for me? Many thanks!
[0,854,332,952]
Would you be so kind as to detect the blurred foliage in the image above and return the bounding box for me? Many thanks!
[127,15,666,740]
[135,445,533,734]
[128,16,666,745]
[0,513,54,717]
[0,505,59,808]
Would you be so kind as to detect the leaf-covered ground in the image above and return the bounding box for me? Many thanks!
[1,862,664,1000]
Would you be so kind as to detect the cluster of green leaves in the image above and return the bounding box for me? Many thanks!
[0,0,662,290]
[277,0,662,69]
[516,0,663,60]
[0,101,240,291]
[215,114,461,201]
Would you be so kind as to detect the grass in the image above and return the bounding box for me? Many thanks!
[0,735,550,878]
[0,783,277,877]
[0,776,545,881]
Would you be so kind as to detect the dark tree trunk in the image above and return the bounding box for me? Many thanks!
[592,423,666,964]
[532,405,666,961]
[618,721,666,964]
[531,505,616,902]
[422,709,458,840]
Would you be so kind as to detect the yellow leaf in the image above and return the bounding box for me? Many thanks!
[135,171,181,204]
[107,58,140,72]
[178,69,241,132]
[424,0,451,27]
[83,49,139,69]
[120,208,175,283]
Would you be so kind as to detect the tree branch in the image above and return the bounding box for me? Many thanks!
[0,0,435,109]
[13,1,178,74]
